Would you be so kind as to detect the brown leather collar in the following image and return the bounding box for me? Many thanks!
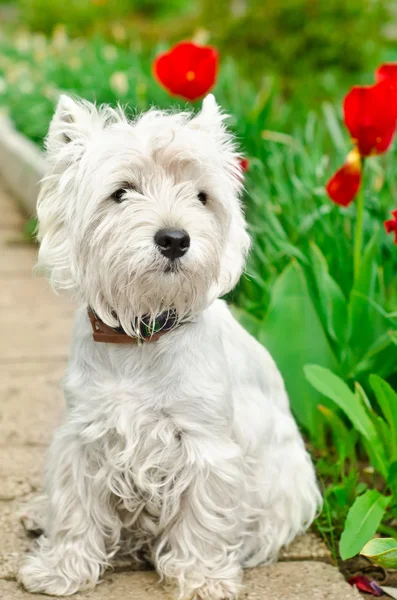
[87,308,177,344]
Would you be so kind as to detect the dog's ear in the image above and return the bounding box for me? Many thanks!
[189,94,227,134]
[45,94,102,158]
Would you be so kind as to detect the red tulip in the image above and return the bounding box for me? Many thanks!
[240,158,249,172]
[376,62,397,85]
[326,148,362,207]
[385,209,397,244]
[343,79,397,156]
[153,41,218,101]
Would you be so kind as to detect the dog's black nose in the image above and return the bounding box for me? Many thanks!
[154,229,190,260]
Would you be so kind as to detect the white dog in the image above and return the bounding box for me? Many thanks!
[18,94,321,599]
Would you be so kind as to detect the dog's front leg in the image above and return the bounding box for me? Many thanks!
[155,437,245,600]
[18,425,116,596]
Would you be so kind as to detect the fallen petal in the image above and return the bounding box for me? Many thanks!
[348,575,384,596]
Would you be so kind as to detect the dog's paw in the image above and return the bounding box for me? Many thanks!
[19,494,47,536]
[18,555,95,596]
[20,512,44,537]
[188,577,242,600]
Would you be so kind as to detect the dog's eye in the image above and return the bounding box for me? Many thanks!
[111,188,127,203]
[198,191,207,205]
[111,184,137,204]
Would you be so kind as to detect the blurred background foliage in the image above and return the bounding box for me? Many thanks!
[1,0,395,93]
[199,0,389,90]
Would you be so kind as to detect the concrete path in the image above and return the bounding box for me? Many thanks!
[0,180,361,599]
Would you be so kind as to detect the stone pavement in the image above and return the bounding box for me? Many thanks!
[0,180,361,599]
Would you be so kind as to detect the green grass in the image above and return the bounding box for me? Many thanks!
[1,30,397,552]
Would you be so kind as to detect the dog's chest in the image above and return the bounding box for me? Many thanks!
[107,404,190,527]
[69,327,232,516]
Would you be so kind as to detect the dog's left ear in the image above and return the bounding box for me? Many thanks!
[189,94,227,134]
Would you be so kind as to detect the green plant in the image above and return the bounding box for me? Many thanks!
[361,537,397,568]
[340,490,390,560]
[244,228,397,436]
[306,366,397,558]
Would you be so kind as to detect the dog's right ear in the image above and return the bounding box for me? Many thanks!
[189,94,227,135]
[45,94,100,159]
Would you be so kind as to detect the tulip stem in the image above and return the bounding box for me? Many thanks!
[353,161,365,281]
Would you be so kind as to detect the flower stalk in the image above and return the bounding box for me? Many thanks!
[353,160,365,280]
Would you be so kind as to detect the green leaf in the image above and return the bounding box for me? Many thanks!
[352,331,396,378]
[260,261,337,435]
[388,462,397,501]
[353,329,397,381]
[354,381,372,411]
[355,382,392,459]
[305,365,388,478]
[361,537,397,569]
[309,241,348,347]
[349,230,381,359]
[370,375,397,459]
[371,415,392,459]
[305,366,374,439]
[340,490,390,560]
[322,102,347,153]
[318,404,357,467]
[351,229,380,300]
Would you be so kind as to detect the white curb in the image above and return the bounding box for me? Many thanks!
[0,114,46,216]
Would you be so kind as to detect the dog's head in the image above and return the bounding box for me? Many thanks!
[37,94,250,333]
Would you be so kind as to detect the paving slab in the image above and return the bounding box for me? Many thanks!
[0,562,361,599]
[279,532,332,564]
[0,183,25,230]
[243,562,362,599]
[0,230,37,276]
[0,500,34,580]
[0,278,75,361]
[0,363,65,446]
[0,447,46,500]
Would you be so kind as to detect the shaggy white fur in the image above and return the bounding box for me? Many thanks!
[18,94,321,599]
